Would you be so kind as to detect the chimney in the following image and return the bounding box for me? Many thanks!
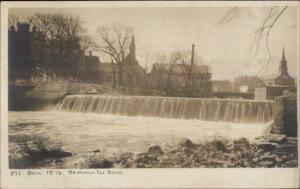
[89,51,92,56]
[191,44,195,67]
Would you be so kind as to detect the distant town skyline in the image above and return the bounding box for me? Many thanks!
[10,6,297,80]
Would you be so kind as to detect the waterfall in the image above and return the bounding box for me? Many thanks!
[56,95,275,123]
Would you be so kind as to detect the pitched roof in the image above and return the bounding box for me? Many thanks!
[84,56,100,65]
[83,55,101,71]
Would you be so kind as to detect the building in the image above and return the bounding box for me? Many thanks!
[9,22,105,84]
[76,51,102,83]
[263,48,295,87]
[9,23,44,80]
[233,75,265,93]
[96,36,146,87]
[149,44,212,97]
[255,48,296,100]
[212,80,233,92]
[120,36,146,87]
[255,86,296,100]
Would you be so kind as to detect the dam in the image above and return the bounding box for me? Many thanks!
[56,95,275,123]
[10,94,279,168]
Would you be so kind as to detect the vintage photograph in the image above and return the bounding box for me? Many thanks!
[7,5,298,170]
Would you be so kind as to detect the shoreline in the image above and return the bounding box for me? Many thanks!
[9,135,298,169]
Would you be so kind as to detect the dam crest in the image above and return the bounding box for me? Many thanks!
[56,95,275,123]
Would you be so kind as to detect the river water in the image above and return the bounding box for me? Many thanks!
[9,111,272,157]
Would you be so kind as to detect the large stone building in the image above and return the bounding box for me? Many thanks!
[8,23,44,80]
[9,22,81,80]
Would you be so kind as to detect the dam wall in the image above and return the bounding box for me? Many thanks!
[56,95,275,123]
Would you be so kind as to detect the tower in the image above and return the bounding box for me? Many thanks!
[128,35,136,59]
[279,48,288,75]
[191,44,195,67]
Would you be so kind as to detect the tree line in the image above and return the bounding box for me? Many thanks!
[9,12,212,97]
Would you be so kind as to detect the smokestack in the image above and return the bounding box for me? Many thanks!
[191,44,195,67]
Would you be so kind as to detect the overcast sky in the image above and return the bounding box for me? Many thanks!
[10,6,297,80]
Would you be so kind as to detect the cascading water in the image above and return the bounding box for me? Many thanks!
[56,95,275,123]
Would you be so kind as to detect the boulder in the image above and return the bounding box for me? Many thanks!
[235,138,250,146]
[257,142,276,151]
[179,138,194,148]
[252,158,259,163]
[281,159,298,168]
[213,140,227,152]
[88,159,113,168]
[148,145,164,154]
[265,134,286,143]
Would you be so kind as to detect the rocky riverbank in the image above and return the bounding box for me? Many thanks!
[84,135,298,168]
[10,134,297,169]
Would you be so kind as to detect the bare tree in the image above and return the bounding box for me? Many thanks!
[20,13,87,79]
[8,14,19,28]
[95,23,134,86]
[29,13,84,52]
[140,49,156,95]
[218,6,291,74]
[155,50,186,96]
[110,59,117,89]
[79,35,96,54]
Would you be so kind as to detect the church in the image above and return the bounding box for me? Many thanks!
[98,35,145,87]
[263,48,295,87]
[255,48,296,100]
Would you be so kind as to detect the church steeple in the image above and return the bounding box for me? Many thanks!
[279,48,288,75]
[129,35,136,58]
[282,47,286,62]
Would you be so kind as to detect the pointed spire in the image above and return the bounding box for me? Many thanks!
[129,35,136,58]
[130,35,135,51]
[281,47,286,62]
[279,47,288,75]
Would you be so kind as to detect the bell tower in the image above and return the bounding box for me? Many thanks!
[128,35,136,59]
[279,48,288,75]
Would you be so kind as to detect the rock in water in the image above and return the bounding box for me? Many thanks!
[148,145,163,154]
[266,134,286,143]
[281,159,298,168]
[179,139,193,148]
[213,140,227,152]
[257,142,276,151]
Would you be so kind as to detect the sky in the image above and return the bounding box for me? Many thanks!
[10,6,298,80]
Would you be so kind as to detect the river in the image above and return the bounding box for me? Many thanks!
[9,111,272,157]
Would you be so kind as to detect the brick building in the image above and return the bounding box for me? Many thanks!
[149,45,212,97]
